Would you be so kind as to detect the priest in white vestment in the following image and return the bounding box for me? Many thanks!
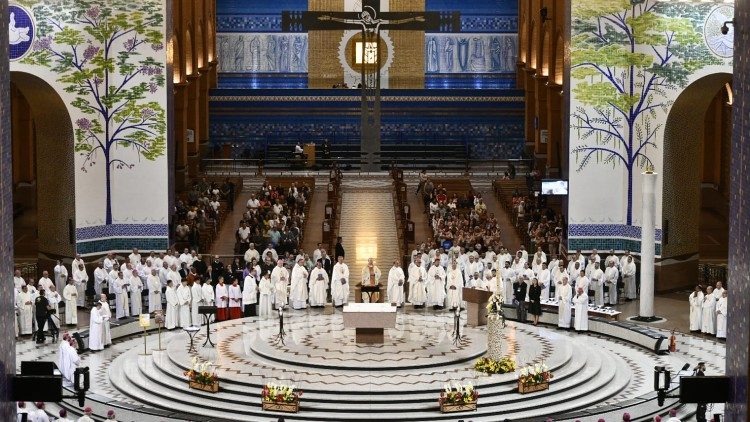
[290,258,309,309]
[360,258,382,286]
[165,281,178,329]
[621,256,637,300]
[17,285,34,335]
[604,261,619,305]
[538,263,550,301]
[62,279,78,325]
[129,274,143,316]
[176,281,192,328]
[557,278,572,329]
[113,273,131,319]
[446,261,463,310]
[500,262,515,305]
[271,260,290,308]
[72,265,88,307]
[94,263,108,297]
[589,262,604,307]
[688,286,704,332]
[427,258,447,308]
[407,257,427,307]
[716,290,727,339]
[331,257,350,307]
[54,261,68,294]
[98,294,112,345]
[228,279,243,319]
[242,272,258,317]
[215,278,230,321]
[148,269,162,313]
[190,280,204,324]
[387,260,405,306]
[572,288,589,331]
[38,271,54,293]
[308,261,329,307]
[45,286,61,332]
[258,273,274,318]
[13,269,25,292]
[88,303,104,351]
[700,286,716,335]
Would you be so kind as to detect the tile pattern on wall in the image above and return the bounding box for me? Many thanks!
[726,0,750,419]
[0,0,17,418]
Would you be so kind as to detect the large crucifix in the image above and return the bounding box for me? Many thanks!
[283,4,459,171]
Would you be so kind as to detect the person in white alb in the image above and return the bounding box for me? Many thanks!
[604,261,619,305]
[128,248,142,267]
[98,294,112,345]
[13,269,25,292]
[53,261,68,294]
[688,285,704,332]
[538,263,550,301]
[426,258,447,309]
[446,261,463,310]
[715,290,727,339]
[112,272,130,319]
[331,256,350,307]
[308,261,329,308]
[165,280,178,329]
[621,255,637,300]
[500,261,515,305]
[72,265,87,307]
[589,262,605,307]
[700,286,716,335]
[148,269,162,313]
[557,277,572,329]
[387,260,405,306]
[129,273,143,316]
[190,279,204,325]
[176,280,192,327]
[572,287,589,331]
[94,262,108,298]
[408,257,428,308]
[258,272,274,318]
[38,271,54,293]
[271,260,290,309]
[290,258,309,310]
[62,279,78,326]
[242,271,258,317]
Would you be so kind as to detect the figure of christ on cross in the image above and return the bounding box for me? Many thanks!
[282,5,459,171]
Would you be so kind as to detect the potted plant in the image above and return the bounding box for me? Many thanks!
[184,357,219,393]
[474,356,516,375]
[439,382,478,413]
[261,382,302,413]
[517,363,553,394]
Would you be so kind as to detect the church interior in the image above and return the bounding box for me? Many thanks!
[2,0,748,421]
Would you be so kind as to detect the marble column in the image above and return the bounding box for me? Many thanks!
[639,172,657,318]
[0,0,17,418]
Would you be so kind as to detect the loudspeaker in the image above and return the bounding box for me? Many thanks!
[68,218,75,244]
[679,376,730,403]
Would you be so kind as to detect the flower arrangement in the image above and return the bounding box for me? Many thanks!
[262,382,302,404]
[184,357,217,387]
[474,356,516,374]
[485,292,504,314]
[518,363,553,386]
[439,382,478,406]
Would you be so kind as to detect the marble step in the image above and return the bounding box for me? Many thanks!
[118,340,624,420]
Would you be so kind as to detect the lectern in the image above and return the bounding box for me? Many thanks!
[463,288,493,327]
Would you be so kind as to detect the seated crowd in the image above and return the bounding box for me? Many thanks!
[174,177,237,252]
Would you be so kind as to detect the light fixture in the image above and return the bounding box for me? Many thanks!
[725,82,734,105]
[721,19,734,35]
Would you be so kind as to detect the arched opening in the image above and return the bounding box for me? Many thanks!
[196,23,205,69]
[529,20,538,69]
[207,21,215,63]
[553,34,564,85]
[541,29,550,76]
[519,17,528,64]
[662,72,732,286]
[185,29,194,76]
[10,72,76,264]
[171,34,182,83]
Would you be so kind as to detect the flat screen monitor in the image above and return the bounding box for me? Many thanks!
[542,179,568,195]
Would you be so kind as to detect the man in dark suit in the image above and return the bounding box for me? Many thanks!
[334,237,345,260]
[513,276,528,323]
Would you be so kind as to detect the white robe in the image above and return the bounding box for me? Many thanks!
[387,267,406,305]
[94,267,108,297]
[331,263,350,306]
[99,300,112,345]
[700,294,717,334]
[130,276,143,316]
[215,283,229,310]
[165,286,178,329]
[290,265,309,309]
[72,269,88,307]
[622,262,637,299]
[308,268,329,306]
[45,292,61,331]
[538,269,550,300]
[590,269,605,306]
[446,268,463,309]
[407,263,427,305]
[689,292,704,331]
[58,341,72,383]
[176,284,192,327]
[604,267,619,305]
[147,275,162,312]
[426,265,446,306]
[243,276,258,306]
[16,291,33,334]
[88,308,104,351]
[62,284,78,324]
[54,264,68,293]
[38,277,54,293]
[500,268,515,305]
[191,283,204,325]
[258,277,274,318]
[573,293,589,331]
[361,265,382,285]
[113,277,130,319]
[202,284,215,306]
[557,284,572,328]
[716,296,727,339]
[271,266,290,307]
[228,284,242,310]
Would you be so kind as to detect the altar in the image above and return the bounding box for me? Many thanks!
[342,303,397,344]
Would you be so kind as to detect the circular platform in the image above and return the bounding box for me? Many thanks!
[95,308,721,421]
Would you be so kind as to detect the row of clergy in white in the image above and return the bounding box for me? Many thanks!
[409,247,637,299]
[396,255,632,310]
[688,283,728,339]
[15,283,61,336]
